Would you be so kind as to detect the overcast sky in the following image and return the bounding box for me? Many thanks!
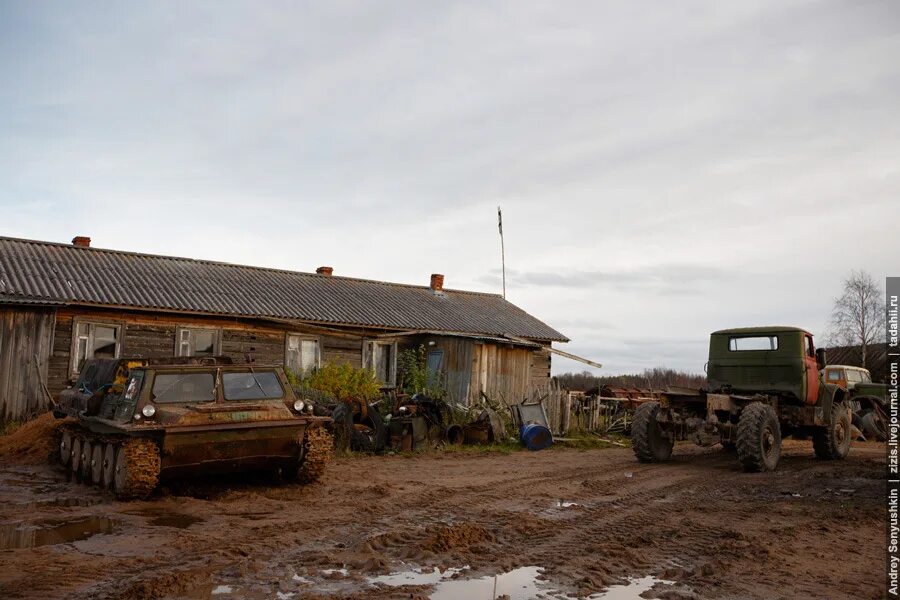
[1,1,898,374]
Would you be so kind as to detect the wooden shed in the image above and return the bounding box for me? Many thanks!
[0,236,568,421]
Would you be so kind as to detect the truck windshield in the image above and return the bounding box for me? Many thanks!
[152,373,216,403]
[729,336,778,351]
[222,372,284,401]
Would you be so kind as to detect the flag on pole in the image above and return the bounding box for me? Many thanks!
[497,206,503,235]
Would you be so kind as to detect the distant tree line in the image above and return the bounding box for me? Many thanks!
[554,368,706,393]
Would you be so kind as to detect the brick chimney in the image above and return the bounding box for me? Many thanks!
[430,273,444,291]
[316,266,333,276]
[72,236,91,248]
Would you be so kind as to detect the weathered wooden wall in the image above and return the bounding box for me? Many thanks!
[471,343,534,406]
[46,307,368,397]
[0,307,55,421]
[427,336,474,406]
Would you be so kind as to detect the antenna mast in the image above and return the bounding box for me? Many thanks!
[497,206,506,299]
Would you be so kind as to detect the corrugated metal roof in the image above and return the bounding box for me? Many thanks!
[0,237,568,342]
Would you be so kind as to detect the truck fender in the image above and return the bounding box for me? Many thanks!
[815,384,846,426]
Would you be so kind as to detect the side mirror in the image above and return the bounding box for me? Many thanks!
[815,347,827,371]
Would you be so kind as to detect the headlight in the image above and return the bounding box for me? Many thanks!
[141,404,156,418]
[398,406,409,413]
[293,400,305,412]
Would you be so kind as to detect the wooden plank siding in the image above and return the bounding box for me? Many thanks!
[45,307,376,400]
[2,304,555,420]
[0,307,55,421]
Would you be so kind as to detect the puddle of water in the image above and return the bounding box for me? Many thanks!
[148,514,203,529]
[322,568,349,577]
[588,576,675,599]
[211,585,233,595]
[0,517,119,549]
[556,500,580,508]
[370,566,547,600]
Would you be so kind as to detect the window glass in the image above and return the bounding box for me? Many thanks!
[846,370,862,383]
[286,335,319,376]
[222,372,284,400]
[72,321,122,375]
[805,336,815,358]
[729,336,778,351]
[827,370,842,382]
[374,344,392,383]
[862,371,871,383]
[152,373,216,403]
[177,327,220,357]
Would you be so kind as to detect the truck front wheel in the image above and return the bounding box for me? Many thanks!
[813,403,851,460]
[631,401,674,463]
[736,402,781,472]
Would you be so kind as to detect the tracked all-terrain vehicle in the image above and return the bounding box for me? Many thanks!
[632,327,852,472]
[53,357,332,499]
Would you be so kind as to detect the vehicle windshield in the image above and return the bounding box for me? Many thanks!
[827,370,842,382]
[152,373,216,403]
[222,371,284,401]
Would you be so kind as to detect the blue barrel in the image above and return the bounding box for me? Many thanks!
[520,423,553,451]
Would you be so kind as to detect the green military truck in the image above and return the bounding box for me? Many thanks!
[54,358,332,499]
[632,327,851,472]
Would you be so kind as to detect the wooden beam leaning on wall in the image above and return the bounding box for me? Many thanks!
[502,334,603,370]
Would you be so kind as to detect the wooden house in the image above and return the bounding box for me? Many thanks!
[0,236,568,421]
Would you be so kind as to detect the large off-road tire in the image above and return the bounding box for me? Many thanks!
[813,402,852,460]
[631,402,674,463]
[297,426,333,484]
[113,438,161,500]
[736,402,781,472]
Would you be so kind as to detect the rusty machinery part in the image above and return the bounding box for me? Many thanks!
[80,439,94,481]
[70,436,83,479]
[736,402,782,472]
[56,427,71,466]
[631,401,673,463]
[813,402,852,460]
[296,426,332,484]
[101,442,117,489]
[89,443,104,485]
[113,438,161,500]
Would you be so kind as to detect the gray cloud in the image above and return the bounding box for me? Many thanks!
[1,0,898,375]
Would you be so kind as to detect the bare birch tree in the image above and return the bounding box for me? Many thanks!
[828,270,885,368]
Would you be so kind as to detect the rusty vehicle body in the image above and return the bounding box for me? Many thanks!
[632,327,852,472]
[821,364,888,441]
[53,358,331,499]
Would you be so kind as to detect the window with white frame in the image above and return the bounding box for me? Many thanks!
[176,326,221,357]
[71,320,123,377]
[285,334,320,376]
[364,340,397,386]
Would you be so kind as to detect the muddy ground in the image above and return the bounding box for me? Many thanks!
[0,440,885,600]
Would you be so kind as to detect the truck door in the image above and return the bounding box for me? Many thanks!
[804,334,820,405]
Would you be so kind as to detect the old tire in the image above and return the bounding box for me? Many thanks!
[331,403,387,453]
[736,402,781,472]
[101,443,117,489]
[113,439,161,500]
[860,409,887,442]
[90,443,104,485]
[813,403,852,460]
[297,426,333,484]
[631,402,674,463]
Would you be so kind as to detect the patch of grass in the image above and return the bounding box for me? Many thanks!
[0,420,23,437]
[552,430,631,450]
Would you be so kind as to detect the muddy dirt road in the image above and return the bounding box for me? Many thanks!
[0,441,885,600]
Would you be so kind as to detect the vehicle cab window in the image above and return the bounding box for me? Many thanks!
[805,335,815,358]
[151,372,216,403]
[826,370,843,382]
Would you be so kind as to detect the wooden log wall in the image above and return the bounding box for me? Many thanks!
[46,307,368,398]
[0,307,55,422]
